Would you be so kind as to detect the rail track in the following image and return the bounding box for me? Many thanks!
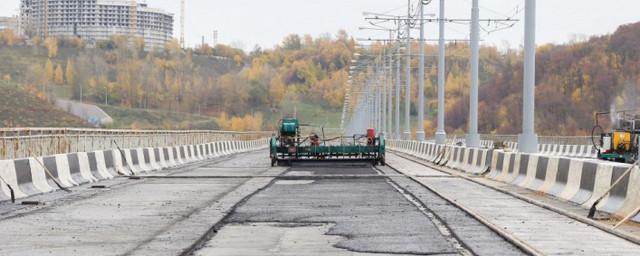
[377,158,540,255]
[381,151,640,255]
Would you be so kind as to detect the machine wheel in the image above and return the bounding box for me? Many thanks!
[380,157,386,166]
[271,158,277,167]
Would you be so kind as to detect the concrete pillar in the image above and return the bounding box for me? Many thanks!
[416,2,426,141]
[381,58,387,134]
[466,0,481,147]
[387,46,394,136]
[395,40,401,139]
[518,0,539,153]
[435,0,447,144]
[368,84,374,128]
[403,1,412,140]
[376,66,382,131]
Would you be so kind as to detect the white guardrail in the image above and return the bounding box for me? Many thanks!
[0,137,271,201]
[0,128,272,160]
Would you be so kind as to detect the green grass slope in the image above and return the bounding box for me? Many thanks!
[0,82,90,128]
[99,104,219,130]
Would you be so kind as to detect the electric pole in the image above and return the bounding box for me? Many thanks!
[403,0,412,140]
[467,0,481,147]
[519,0,539,153]
[435,0,447,144]
[416,0,426,141]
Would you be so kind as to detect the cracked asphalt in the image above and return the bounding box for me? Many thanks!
[195,164,524,256]
[0,151,528,256]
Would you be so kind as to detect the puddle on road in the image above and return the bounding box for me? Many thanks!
[194,222,372,256]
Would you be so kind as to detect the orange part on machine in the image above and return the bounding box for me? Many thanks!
[367,128,376,138]
[367,128,375,145]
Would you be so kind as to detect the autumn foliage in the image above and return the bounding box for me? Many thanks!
[369,22,640,136]
[1,30,355,131]
[3,21,640,134]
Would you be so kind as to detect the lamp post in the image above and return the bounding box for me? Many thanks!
[435,0,447,144]
[416,0,426,141]
[403,0,412,140]
[466,0,481,147]
[518,0,539,153]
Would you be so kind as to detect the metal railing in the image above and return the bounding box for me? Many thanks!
[478,134,592,146]
[389,134,593,146]
[0,128,271,160]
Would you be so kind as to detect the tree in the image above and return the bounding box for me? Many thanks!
[65,59,75,86]
[45,59,55,82]
[282,34,302,50]
[269,75,285,106]
[54,64,64,85]
[44,37,58,58]
[0,29,19,46]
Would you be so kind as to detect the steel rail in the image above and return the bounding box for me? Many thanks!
[376,163,542,256]
[388,150,640,246]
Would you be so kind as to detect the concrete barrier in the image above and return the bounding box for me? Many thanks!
[208,142,215,156]
[65,153,94,184]
[87,151,115,180]
[123,148,142,174]
[0,160,23,200]
[204,143,212,158]
[386,139,639,222]
[155,148,169,169]
[496,153,518,183]
[496,153,640,221]
[164,147,177,167]
[487,151,505,179]
[0,139,268,201]
[173,146,184,165]
[139,148,154,172]
[212,142,221,157]
[149,148,164,170]
[181,146,191,164]
[219,141,228,155]
[229,141,237,154]
[199,144,207,159]
[187,145,196,162]
[457,148,492,174]
[233,141,240,153]
[139,148,155,173]
[14,158,52,196]
[445,147,464,170]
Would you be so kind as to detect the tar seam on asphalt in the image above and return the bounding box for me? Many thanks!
[372,167,474,256]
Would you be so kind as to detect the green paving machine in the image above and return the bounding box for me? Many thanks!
[270,118,385,166]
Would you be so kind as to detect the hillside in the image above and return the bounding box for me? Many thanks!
[0,81,90,128]
[0,32,351,131]
[374,21,640,136]
[100,104,219,130]
[3,23,640,134]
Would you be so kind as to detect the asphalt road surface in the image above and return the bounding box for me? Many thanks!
[0,150,638,256]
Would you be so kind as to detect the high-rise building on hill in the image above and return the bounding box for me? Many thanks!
[20,0,174,49]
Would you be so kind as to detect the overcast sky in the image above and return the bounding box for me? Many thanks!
[3,0,639,50]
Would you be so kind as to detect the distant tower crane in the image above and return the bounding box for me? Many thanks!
[130,0,137,37]
[43,0,49,37]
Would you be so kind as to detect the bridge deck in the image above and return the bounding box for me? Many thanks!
[0,150,637,255]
